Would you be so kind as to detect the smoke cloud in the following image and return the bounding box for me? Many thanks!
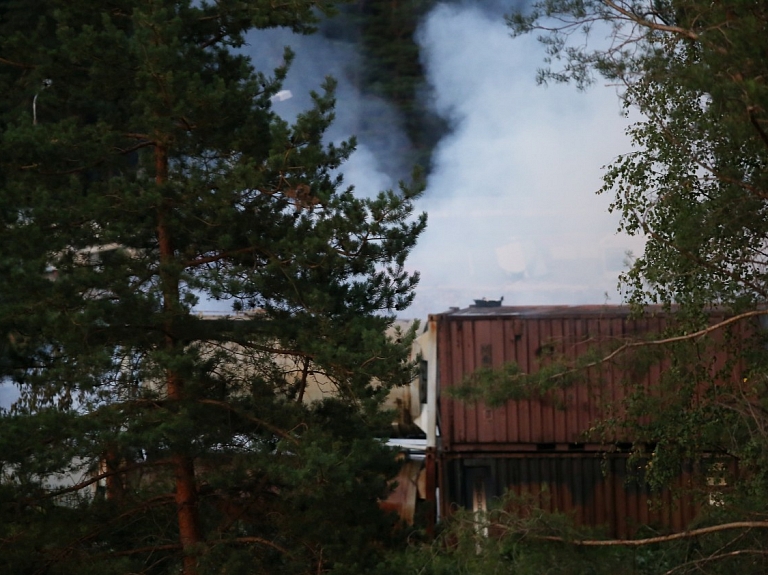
[235,4,647,319]
[404,2,644,318]
[242,26,412,194]
[0,4,647,408]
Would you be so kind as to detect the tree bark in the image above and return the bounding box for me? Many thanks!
[104,445,125,501]
[156,143,202,575]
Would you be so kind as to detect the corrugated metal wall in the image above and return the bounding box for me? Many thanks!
[434,306,740,534]
[437,307,681,450]
[444,453,697,538]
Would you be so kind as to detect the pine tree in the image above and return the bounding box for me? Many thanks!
[0,1,425,573]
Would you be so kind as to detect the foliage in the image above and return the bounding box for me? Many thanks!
[506,0,768,463]
[491,0,768,571]
[0,1,425,573]
[509,0,768,310]
[450,344,609,408]
[380,492,768,575]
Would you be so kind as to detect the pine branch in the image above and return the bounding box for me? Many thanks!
[197,399,299,444]
[34,458,172,502]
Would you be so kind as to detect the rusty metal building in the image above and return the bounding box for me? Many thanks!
[427,304,734,537]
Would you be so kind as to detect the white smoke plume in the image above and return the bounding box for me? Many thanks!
[236,4,645,319]
[0,4,646,408]
[242,26,412,195]
[404,2,644,318]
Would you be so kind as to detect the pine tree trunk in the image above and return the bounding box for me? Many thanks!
[156,144,202,575]
[104,445,125,501]
[171,450,202,575]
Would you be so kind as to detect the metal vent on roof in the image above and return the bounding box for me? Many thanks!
[471,296,504,308]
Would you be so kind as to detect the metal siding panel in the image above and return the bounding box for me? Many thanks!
[636,465,650,528]
[520,457,531,499]
[571,457,584,525]
[563,317,579,442]
[462,320,478,444]
[551,317,567,442]
[530,459,543,508]
[584,456,599,526]
[475,320,495,444]
[497,452,509,499]
[517,319,532,443]
[574,317,592,442]
[443,454,701,537]
[491,319,508,443]
[452,458,464,509]
[586,316,603,429]
[614,458,628,539]
[623,459,636,538]
[438,316,455,450]
[451,320,466,445]
[594,457,608,528]
[528,319,542,443]
[550,457,562,514]
[672,480,685,532]
[659,489,673,531]
[436,317,447,444]
[539,318,555,443]
[503,319,519,443]
[558,458,573,519]
[506,457,520,498]
[435,307,733,533]
[648,316,665,431]
[610,317,625,425]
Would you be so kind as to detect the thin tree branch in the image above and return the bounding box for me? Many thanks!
[0,56,35,69]
[510,520,768,546]
[296,356,310,403]
[602,0,700,41]
[552,308,766,380]
[104,543,183,557]
[104,535,292,558]
[197,398,299,444]
[748,107,768,150]
[227,536,291,555]
[35,458,172,501]
[184,246,259,268]
[663,548,768,575]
